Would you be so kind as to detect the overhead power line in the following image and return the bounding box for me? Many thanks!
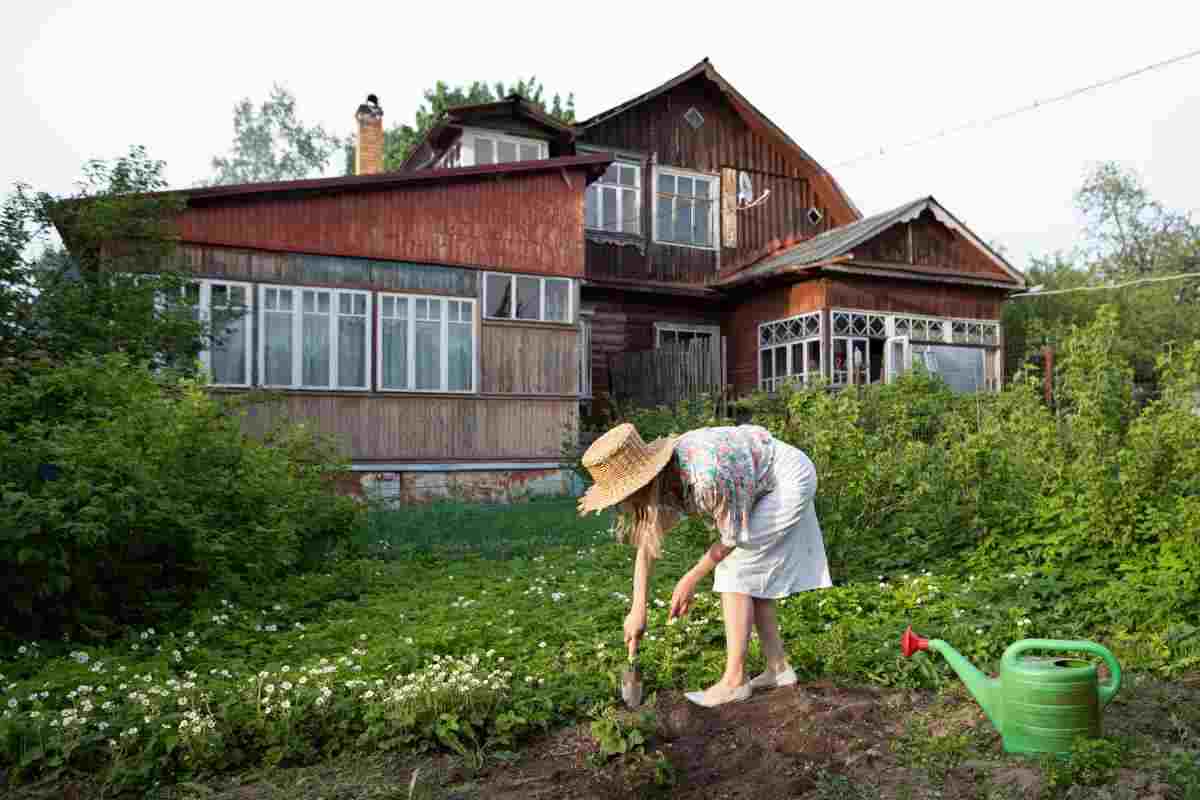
[1009,270,1200,299]
[831,46,1200,169]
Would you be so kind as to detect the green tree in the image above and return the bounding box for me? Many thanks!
[1076,162,1199,281]
[208,83,343,185]
[1,146,210,383]
[1004,162,1200,383]
[344,76,576,174]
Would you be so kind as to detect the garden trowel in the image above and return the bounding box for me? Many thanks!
[621,639,643,708]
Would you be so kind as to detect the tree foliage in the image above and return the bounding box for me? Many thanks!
[0,146,210,384]
[344,76,576,174]
[1004,162,1200,382]
[208,83,343,186]
[1076,162,1199,281]
[1,149,364,638]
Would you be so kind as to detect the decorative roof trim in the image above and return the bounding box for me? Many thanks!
[716,196,1025,289]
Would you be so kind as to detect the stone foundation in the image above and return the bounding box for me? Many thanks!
[351,467,584,506]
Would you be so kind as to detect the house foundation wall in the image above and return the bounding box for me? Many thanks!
[347,466,583,506]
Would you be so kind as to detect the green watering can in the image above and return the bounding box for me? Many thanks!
[901,626,1122,755]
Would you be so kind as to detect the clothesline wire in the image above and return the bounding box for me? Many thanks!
[829,45,1200,169]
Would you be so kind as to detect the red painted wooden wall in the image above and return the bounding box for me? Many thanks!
[176,170,589,278]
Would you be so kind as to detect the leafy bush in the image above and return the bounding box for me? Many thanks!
[0,354,364,638]
[585,307,1200,630]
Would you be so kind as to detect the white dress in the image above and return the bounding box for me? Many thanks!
[672,426,833,599]
[712,441,833,598]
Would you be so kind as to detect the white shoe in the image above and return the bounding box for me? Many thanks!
[685,683,751,708]
[748,668,797,691]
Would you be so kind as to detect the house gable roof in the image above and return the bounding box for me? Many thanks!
[577,58,861,222]
[717,196,1026,289]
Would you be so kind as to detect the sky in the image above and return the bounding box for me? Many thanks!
[4,0,1198,271]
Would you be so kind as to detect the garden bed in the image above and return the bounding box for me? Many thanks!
[3,499,1199,799]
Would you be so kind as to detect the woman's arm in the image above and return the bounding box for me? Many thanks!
[624,541,656,651]
[669,541,733,619]
[631,540,656,610]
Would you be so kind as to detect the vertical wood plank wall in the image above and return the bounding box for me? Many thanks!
[583,288,726,399]
[480,324,578,395]
[726,281,828,393]
[850,212,1015,283]
[578,75,857,286]
[240,394,576,463]
[176,169,589,279]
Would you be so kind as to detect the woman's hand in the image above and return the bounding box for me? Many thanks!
[623,607,647,654]
[669,572,698,620]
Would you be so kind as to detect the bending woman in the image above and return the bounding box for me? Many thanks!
[578,423,832,707]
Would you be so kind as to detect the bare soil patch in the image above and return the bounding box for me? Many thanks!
[11,675,1197,800]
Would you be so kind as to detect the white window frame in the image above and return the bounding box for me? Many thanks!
[654,322,720,348]
[256,285,373,391]
[194,279,254,388]
[830,307,1003,391]
[376,293,478,394]
[758,312,822,392]
[586,160,642,234]
[578,310,594,399]
[760,340,824,392]
[160,278,253,387]
[460,126,548,166]
[652,165,718,250]
[885,336,911,384]
[831,338,872,387]
[482,272,574,324]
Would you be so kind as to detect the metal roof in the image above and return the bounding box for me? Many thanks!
[718,195,1025,288]
[177,154,612,205]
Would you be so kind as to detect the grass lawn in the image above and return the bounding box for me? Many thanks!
[3,498,1199,798]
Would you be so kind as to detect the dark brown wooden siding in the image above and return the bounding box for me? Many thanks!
[824,276,1007,321]
[582,288,726,399]
[850,210,1014,283]
[177,170,588,278]
[578,75,856,285]
[726,280,828,394]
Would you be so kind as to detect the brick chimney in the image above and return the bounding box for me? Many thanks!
[355,94,384,175]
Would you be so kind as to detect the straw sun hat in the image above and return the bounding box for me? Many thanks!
[577,423,679,515]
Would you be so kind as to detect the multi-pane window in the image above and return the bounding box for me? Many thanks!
[378,295,476,393]
[586,162,641,234]
[178,279,253,387]
[827,309,1002,389]
[655,168,716,248]
[259,286,372,390]
[472,132,546,165]
[759,312,821,391]
[483,273,572,323]
[656,324,717,349]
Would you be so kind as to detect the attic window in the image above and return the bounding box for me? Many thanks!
[683,107,705,129]
[806,207,823,226]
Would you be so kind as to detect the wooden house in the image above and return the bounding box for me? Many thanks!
[98,96,615,503]
[405,59,1025,411]
[63,63,1024,503]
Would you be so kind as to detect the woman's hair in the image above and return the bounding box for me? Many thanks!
[613,471,684,559]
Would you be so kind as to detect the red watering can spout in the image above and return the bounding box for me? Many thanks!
[901,626,929,658]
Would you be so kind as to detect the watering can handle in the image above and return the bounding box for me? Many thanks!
[1004,639,1123,707]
